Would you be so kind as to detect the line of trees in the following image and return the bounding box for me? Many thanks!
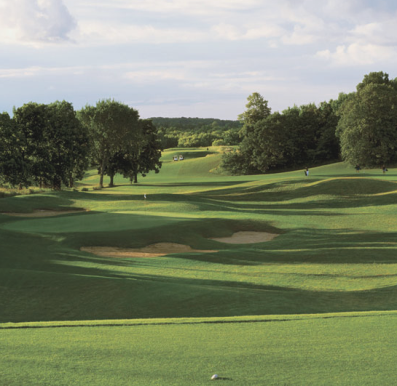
[222,71,397,174]
[221,93,340,174]
[151,117,242,148]
[0,99,163,189]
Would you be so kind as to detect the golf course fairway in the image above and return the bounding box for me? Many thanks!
[2,147,397,385]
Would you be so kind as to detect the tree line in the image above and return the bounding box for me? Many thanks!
[151,117,242,149]
[0,99,162,190]
[222,71,397,174]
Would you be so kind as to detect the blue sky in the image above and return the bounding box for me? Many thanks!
[1,0,397,119]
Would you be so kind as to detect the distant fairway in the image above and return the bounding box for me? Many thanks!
[2,147,397,384]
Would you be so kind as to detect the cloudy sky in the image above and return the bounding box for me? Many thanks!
[1,0,397,119]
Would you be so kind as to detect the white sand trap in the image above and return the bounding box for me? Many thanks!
[210,231,279,244]
[3,209,87,217]
[81,243,218,258]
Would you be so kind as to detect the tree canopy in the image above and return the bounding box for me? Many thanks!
[0,101,88,189]
[222,94,340,174]
[337,77,397,167]
[78,99,141,188]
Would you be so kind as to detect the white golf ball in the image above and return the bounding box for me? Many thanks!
[211,374,219,380]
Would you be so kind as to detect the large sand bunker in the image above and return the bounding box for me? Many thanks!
[81,243,218,258]
[82,232,279,259]
[211,231,279,244]
[2,209,87,217]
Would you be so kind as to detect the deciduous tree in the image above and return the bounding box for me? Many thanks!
[78,99,141,188]
[337,80,397,167]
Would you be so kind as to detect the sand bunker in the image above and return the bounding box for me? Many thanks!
[81,243,218,258]
[82,232,278,259]
[2,209,87,217]
[210,231,279,244]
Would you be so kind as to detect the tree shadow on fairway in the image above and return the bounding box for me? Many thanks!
[191,197,352,215]
[194,178,397,206]
[162,227,397,266]
[9,257,397,322]
[261,228,397,264]
[5,222,397,322]
[0,194,78,219]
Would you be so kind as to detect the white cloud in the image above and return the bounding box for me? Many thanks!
[0,0,76,45]
[74,21,207,45]
[316,43,397,66]
[124,70,187,83]
[350,20,397,46]
[73,0,264,16]
[3,0,397,119]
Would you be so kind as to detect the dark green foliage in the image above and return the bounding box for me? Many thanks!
[337,72,397,167]
[78,99,141,187]
[238,92,271,127]
[45,101,90,189]
[152,117,242,148]
[220,149,253,175]
[239,113,289,172]
[151,117,242,130]
[1,102,89,189]
[356,71,397,92]
[223,93,340,174]
[116,119,163,184]
[0,112,30,187]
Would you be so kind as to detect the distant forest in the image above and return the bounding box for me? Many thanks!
[150,117,242,149]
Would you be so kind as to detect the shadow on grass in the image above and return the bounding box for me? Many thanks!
[195,177,397,205]
[63,224,397,267]
[4,255,397,322]
[3,222,397,322]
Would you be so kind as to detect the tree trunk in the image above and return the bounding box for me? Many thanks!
[109,173,114,187]
[99,158,105,188]
[53,176,62,190]
[133,165,138,183]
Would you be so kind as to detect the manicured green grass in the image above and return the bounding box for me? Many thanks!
[2,312,397,385]
[2,147,397,384]
[1,149,397,322]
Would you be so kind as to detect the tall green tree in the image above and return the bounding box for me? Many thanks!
[240,112,289,172]
[356,71,397,92]
[0,112,30,188]
[337,80,397,167]
[12,103,49,187]
[118,119,163,184]
[46,101,90,189]
[220,93,272,174]
[78,100,141,188]
[12,101,89,189]
[238,92,271,126]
